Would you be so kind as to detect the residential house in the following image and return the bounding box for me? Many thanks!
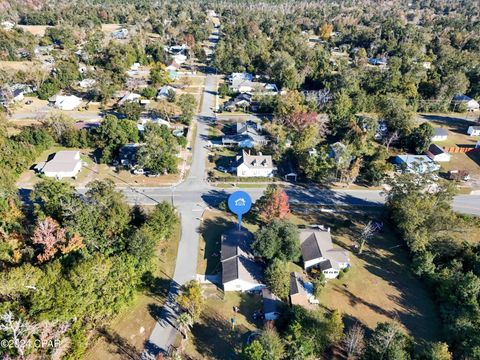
[453,95,479,111]
[426,144,451,162]
[223,93,252,112]
[117,144,140,167]
[262,289,282,321]
[157,85,175,100]
[166,61,181,72]
[467,126,480,136]
[368,57,388,66]
[78,79,96,88]
[34,151,82,179]
[395,154,440,174]
[329,142,352,167]
[165,44,189,55]
[222,121,268,148]
[228,72,278,94]
[117,92,141,107]
[49,95,82,110]
[432,128,448,142]
[112,28,128,40]
[221,227,265,292]
[235,150,274,177]
[299,228,350,279]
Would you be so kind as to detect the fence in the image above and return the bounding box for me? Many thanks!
[443,146,479,153]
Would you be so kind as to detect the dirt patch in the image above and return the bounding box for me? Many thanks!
[17,25,51,36]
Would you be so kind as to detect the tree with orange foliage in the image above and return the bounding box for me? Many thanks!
[319,23,333,40]
[257,185,290,221]
[32,217,84,263]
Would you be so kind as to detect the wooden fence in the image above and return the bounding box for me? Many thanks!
[443,146,479,153]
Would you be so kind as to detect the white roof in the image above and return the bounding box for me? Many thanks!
[53,95,82,110]
[39,151,81,174]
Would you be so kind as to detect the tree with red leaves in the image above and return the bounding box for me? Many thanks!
[32,217,83,263]
[285,111,319,132]
[257,185,290,221]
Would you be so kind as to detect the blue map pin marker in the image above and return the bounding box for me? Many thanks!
[228,191,252,229]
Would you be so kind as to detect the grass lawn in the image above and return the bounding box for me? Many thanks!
[185,289,263,360]
[417,113,480,178]
[84,217,181,360]
[290,207,442,341]
[92,164,180,187]
[16,147,95,188]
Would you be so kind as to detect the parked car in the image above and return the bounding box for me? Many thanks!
[25,100,33,105]
[132,168,145,175]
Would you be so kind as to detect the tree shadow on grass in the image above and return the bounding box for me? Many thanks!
[97,327,142,360]
[198,216,233,275]
[190,314,249,359]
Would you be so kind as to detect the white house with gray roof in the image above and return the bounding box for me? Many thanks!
[221,227,265,292]
[236,150,274,177]
[299,228,350,279]
[34,151,82,179]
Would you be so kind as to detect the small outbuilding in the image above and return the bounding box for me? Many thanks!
[426,144,451,162]
[432,128,448,142]
[467,126,480,137]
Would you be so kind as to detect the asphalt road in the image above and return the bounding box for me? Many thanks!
[144,73,218,357]
[110,186,480,216]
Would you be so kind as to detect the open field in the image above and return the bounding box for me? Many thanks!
[0,60,41,71]
[101,24,123,33]
[84,219,181,360]
[185,289,262,360]
[290,207,441,341]
[17,25,51,36]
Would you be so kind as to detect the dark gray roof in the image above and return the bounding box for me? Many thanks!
[428,144,446,156]
[221,227,253,262]
[319,260,335,271]
[222,256,264,284]
[290,272,308,296]
[299,230,332,261]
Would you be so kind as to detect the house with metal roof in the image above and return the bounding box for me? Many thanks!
[34,151,82,179]
[299,228,350,279]
[395,154,440,174]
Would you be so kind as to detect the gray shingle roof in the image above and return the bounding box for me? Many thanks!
[299,229,332,261]
[221,227,252,262]
[290,272,308,296]
[237,150,273,169]
[222,255,264,284]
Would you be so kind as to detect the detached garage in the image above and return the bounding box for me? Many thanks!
[426,144,451,162]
